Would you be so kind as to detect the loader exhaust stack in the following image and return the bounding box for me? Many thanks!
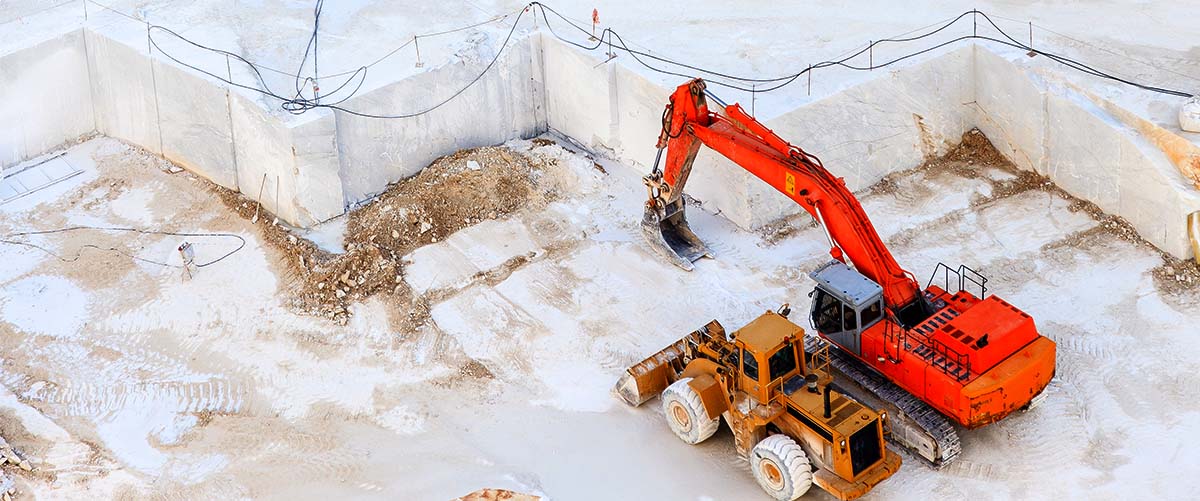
[642,198,711,271]
[824,384,832,418]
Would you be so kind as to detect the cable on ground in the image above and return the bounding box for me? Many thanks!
[0,226,246,269]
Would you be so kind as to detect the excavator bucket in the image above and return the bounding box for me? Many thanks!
[642,198,711,271]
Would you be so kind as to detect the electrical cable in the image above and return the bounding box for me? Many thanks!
[287,0,325,111]
[144,3,528,118]
[532,4,1195,98]
[105,0,1195,121]
[0,226,246,268]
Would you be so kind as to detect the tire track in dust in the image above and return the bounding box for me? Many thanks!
[199,422,367,490]
[27,378,249,419]
[39,449,110,484]
[584,195,640,242]
[1046,322,1131,363]
[16,324,258,422]
[993,357,1095,484]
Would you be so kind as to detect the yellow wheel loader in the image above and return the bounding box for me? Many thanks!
[614,306,901,500]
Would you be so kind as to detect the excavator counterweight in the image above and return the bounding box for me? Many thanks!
[636,78,1057,466]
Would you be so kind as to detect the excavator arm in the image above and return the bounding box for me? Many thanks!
[643,79,923,311]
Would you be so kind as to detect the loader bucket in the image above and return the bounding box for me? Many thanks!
[612,331,699,407]
[642,198,711,271]
[613,371,661,407]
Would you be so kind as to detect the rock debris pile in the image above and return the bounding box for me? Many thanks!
[217,145,549,325]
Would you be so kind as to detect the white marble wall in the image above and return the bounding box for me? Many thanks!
[0,30,94,167]
[975,47,1200,259]
[4,26,1197,258]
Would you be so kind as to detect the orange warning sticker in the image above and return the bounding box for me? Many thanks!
[785,172,796,195]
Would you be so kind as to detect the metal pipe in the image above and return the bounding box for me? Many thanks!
[703,89,729,109]
[814,204,848,262]
[1189,211,1200,265]
[823,385,832,418]
[414,36,424,67]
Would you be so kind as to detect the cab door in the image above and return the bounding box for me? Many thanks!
[811,287,862,355]
[739,348,764,400]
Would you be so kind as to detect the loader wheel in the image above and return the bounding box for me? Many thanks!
[661,378,719,445]
[750,435,813,501]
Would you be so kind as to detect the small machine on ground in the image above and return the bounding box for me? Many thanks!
[615,306,901,501]
[633,78,1056,466]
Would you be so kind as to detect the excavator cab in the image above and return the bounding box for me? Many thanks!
[809,261,886,356]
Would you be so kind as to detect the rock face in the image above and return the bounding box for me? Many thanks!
[1181,96,1200,133]
[0,436,22,499]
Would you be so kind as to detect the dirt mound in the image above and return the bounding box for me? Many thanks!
[1152,257,1200,294]
[347,147,534,256]
[453,489,539,501]
[215,146,543,326]
[939,127,1009,166]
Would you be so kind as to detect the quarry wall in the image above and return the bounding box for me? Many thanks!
[0,30,94,169]
[713,46,976,229]
[334,37,544,207]
[4,26,540,227]
[974,47,1200,259]
[2,25,1197,259]
[538,38,976,229]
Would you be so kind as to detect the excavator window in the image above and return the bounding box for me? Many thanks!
[861,300,883,328]
[815,288,886,336]
[768,345,797,381]
[742,349,759,381]
[813,289,845,334]
[842,306,858,332]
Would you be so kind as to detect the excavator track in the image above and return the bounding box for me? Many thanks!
[805,336,962,468]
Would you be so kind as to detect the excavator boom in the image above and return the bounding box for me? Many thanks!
[644,79,922,311]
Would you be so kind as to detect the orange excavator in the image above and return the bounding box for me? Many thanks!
[641,79,1056,466]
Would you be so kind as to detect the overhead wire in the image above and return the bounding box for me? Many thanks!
[90,1,1196,121]
[83,1,506,85]
[533,5,1195,98]
[536,5,1196,98]
[21,4,1183,268]
[140,2,526,118]
[283,0,326,112]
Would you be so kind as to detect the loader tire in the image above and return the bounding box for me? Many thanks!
[750,435,813,501]
[661,378,719,445]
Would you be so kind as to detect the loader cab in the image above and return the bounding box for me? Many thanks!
[809,261,886,356]
[732,311,805,404]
